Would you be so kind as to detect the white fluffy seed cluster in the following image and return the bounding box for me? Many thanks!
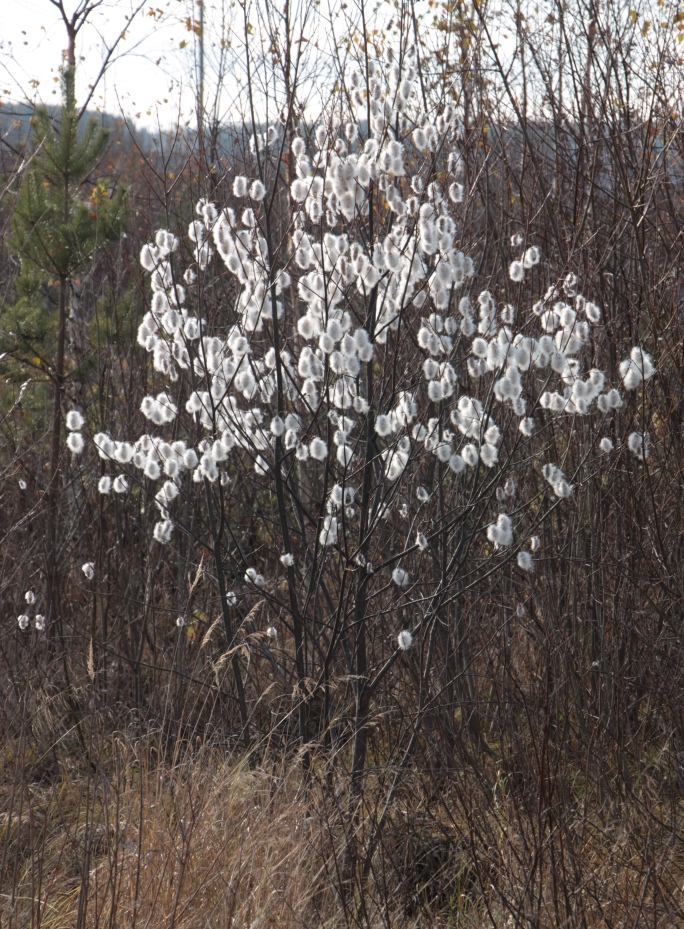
[542,463,574,499]
[18,589,45,632]
[487,513,513,548]
[508,242,540,283]
[517,551,533,571]
[245,567,266,587]
[627,431,650,460]
[66,409,85,455]
[620,348,655,390]
[542,462,575,499]
[70,46,657,601]
[397,629,413,650]
[392,567,410,588]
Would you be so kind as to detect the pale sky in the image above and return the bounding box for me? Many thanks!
[0,0,205,129]
[0,0,523,133]
[0,0,369,131]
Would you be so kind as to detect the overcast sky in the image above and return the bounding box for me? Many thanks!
[0,0,522,134]
[0,0,362,132]
[0,0,201,129]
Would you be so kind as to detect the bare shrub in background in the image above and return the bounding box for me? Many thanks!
[1,1,683,926]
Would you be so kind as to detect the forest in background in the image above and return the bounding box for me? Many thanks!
[1,1,683,927]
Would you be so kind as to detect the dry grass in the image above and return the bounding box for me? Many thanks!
[2,724,683,929]
[2,741,330,929]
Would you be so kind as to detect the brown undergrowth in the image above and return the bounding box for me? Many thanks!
[2,716,683,929]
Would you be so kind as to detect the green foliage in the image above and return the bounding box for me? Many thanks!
[11,68,126,278]
[4,67,127,367]
[88,286,138,352]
